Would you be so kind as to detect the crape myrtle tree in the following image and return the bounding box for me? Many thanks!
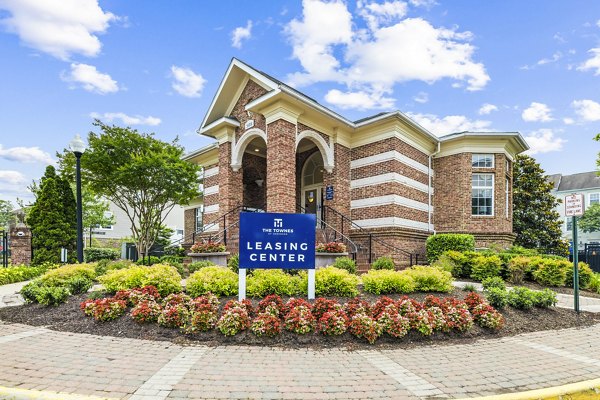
[58,121,200,258]
[28,166,77,264]
[512,154,568,256]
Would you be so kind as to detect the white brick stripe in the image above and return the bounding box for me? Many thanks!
[129,347,207,400]
[351,172,431,193]
[351,194,430,212]
[0,327,49,344]
[203,204,219,214]
[203,185,219,196]
[358,351,446,398]
[512,339,600,367]
[353,216,433,232]
[203,166,219,178]
[351,150,430,175]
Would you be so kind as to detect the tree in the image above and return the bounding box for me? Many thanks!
[513,154,568,255]
[578,203,600,233]
[58,121,200,257]
[27,166,77,264]
[81,186,115,247]
[0,200,14,229]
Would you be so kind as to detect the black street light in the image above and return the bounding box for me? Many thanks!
[69,134,86,263]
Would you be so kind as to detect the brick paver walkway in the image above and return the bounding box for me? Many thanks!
[1,321,600,399]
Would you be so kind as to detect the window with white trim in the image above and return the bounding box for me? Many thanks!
[472,174,494,216]
[195,205,203,232]
[472,154,494,168]
[590,193,599,205]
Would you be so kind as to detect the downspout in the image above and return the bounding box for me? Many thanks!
[429,142,441,234]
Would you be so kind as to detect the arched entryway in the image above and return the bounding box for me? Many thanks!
[296,138,325,221]
[241,136,266,211]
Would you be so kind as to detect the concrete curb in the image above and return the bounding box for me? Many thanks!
[0,386,118,400]
[462,377,600,399]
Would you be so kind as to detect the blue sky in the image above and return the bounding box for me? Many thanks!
[1,0,600,206]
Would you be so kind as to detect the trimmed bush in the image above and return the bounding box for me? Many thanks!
[507,287,536,310]
[564,262,594,289]
[485,287,508,309]
[34,286,70,306]
[470,255,502,282]
[98,264,182,296]
[507,256,530,284]
[405,266,453,293]
[362,270,415,295]
[481,276,506,291]
[332,256,357,274]
[95,259,133,276]
[532,258,568,287]
[39,264,96,287]
[0,265,47,285]
[186,266,237,297]
[247,269,298,297]
[590,273,600,294]
[371,256,395,271]
[314,266,359,297]
[426,234,475,263]
[228,254,239,273]
[84,247,120,262]
[188,260,216,274]
[135,256,161,266]
[533,288,558,308]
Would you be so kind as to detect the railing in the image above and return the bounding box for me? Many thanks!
[322,205,424,266]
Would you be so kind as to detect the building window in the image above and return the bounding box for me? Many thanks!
[566,218,573,231]
[303,152,324,186]
[194,205,203,232]
[96,211,113,230]
[472,174,494,216]
[506,178,510,218]
[472,154,494,168]
[590,193,599,205]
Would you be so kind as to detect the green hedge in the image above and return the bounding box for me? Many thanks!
[405,266,453,292]
[362,270,415,294]
[426,234,475,263]
[98,264,182,296]
[186,266,237,297]
[246,269,300,297]
[84,247,120,262]
[0,265,48,286]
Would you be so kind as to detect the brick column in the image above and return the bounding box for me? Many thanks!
[266,119,296,213]
[217,142,242,251]
[323,143,351,234]
[10,224,32,265]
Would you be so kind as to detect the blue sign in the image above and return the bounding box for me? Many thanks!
[325,185,334,200]
[239,212,316,269]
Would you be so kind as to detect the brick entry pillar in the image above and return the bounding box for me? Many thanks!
[218,141,242,251]
[266,119,296,213]
[10,224,32,265]
[324,143,351,221]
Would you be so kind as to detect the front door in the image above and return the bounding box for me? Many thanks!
[303,187,322,220]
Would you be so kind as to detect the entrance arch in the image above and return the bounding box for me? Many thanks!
[300,151,324,219]
[231,128,267,172]
[295,130,334,173]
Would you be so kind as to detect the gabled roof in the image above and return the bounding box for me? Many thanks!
[551,171,600,192]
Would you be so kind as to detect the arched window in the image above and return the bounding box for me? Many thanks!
[303,152,324,187]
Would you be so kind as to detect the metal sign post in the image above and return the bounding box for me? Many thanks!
[565,193,585,313]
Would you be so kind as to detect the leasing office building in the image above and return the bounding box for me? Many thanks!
[183,59,528,267]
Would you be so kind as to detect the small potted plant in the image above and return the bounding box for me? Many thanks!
[315,241,348,268]
[188,240,229,266]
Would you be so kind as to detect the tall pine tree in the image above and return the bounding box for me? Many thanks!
[28,166,77,264]
[513,154,568,255]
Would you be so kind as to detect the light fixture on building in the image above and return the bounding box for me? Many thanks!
[255,179,264,187]
[254,148,260,152]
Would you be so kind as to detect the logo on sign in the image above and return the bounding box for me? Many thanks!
[274,218,283,228]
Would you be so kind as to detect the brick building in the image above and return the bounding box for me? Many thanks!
[183,59,528,268]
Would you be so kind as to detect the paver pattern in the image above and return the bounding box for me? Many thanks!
[1,321,600,399]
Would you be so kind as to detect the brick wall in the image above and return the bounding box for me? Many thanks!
[183,208,196,243]
[10,225,32,265]
[266,119,297,213]
[351,136,429,166]
[324,143,351,232]
[231,80,267,142]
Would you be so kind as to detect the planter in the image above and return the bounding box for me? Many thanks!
[315,252,348,268]
[187,252,230,266]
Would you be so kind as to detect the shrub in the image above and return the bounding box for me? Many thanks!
[471,303,504,330]
[362,270,415,295]
[470,255,502,282]
[407,309,434,336]
[481,276,506,291]
[257,294,284,317]
[428,306,448,332]
[507,287,536,310]
[532,288,558,308]
[223,299,255,317]
[507,256,530,284]
[332,257,357,274]
[532,259,568,287]
[349,313,382,344]
[131,300,162,323]
[158,304,191,329]
[439,250,470,278]
[485,287,508,309]
[186,266,237,297]
[95,259,133,276]
[444,304,474,332]
[251,313,282,337]
[228,254,239,273]
[526,256,548,281]
[343,298,371,318]
[247,269,298,297]
[66,276,93,294]
[564,262,594,289]
[317,310,348,336]
[316,242,346,253]
[397,296,420,315]
[380,313,410,338]
[590,273,600,294]
[312,298,340,320]
[313,267,359,297]
[426,234,475,263]
[81,297,128,321]
[34,286,70,306]
[190,241,225,253]
[188,261,216,274]
[0,265,47,285]
[371,296,398,319]
[284,305,315,334]
[162,293,192,308]
[39,264,96,287]
[371,256,395,271]
[98,264,182,296]
[20,280,43,303]
[464,292,486,311]
[189,305,219,332]
[135,256,161,266]
[405,266,453,293]
[84,247,120,262]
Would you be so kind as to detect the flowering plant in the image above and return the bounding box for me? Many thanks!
[251,313,282,337]
[115,286,161,306]
[190,241,226,253]
[371,296,397,319]
[224,299,254,317]
[397,296,420,315]
[283,298,312,315]
[343,297,371,318]
[464,292,486,311]
[407,309,434,336]
[190,304,219,332]
[80,298,127,322]
[471,303,504,330]
[380,312,410,339]
[190,293,219,313]
[427,306,448,332]
[284,305,315,335]
[158,303,191,329]
[349,313,382,344]
[316,242,347,253]
[131,299,162,323]
[444,304,473,332]
[217,306,250,336]
[258,294,284,317]
[317,310,348,336]
[162,293,192,309]
[312,298,340,320]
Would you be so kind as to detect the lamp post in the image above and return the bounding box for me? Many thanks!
[69,134,86,263]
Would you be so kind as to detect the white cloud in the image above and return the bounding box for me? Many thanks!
[413,91,428,103]
[61,63,119,94]
[520,52,563,70]
[406,112,491,136]
[578,48,600,75]
[478,103,498,115]
[521,102,553,122]
[409,0,436,7]
[231,20,253,49]
[0,0,117,60]
[0,145,54,164]
[524,129,566,155]
[0,170,26,184]
[563,117,575,125]
[285,0,489,111]
[90,112,161,126]
[597,19,600,28]
[170,66,206,98]
[324,89,395,110]
[572,99,600,121]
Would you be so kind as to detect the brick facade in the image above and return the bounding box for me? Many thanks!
[10,224,32,265]
[232,80,267,142]
[266,119,297,213]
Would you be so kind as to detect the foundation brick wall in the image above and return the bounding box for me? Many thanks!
[266,119,296,213]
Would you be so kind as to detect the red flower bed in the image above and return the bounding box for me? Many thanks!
[315,242,347,253]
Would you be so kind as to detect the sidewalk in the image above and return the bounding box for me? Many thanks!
[0,321,600,399]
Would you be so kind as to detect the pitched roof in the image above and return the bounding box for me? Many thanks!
[552,171,600,192]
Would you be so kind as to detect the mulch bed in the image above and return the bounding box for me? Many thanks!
[1,289,599,350]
